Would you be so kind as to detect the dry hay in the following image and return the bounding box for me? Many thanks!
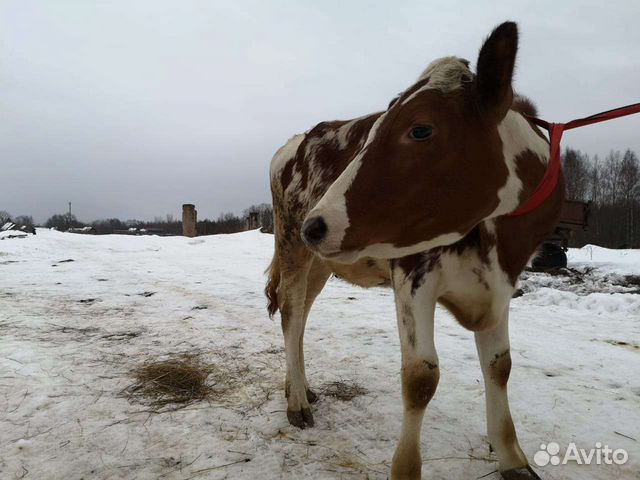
[120,349,282,416]
[320,380,368,401]
[124,354,222,408]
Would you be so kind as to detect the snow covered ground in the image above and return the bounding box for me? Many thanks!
[1,229,638,480]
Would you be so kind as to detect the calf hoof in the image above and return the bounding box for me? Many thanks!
[501,465,541,480]
[306,388,318,404]
[287,407,315,429]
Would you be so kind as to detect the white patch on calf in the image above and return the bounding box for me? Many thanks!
[490,110,550,217]
[270,133,305,179]
[338,232,464,264]
[305,134,336,204]
[439,220,514,331]
[402,57,473,105]
[273,129,342,206]
[417,56,470,84]
[336,114,371,150]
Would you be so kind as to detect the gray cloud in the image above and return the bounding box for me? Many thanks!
[2,0,639,223]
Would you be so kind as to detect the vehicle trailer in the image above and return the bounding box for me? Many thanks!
[531,200,590,269]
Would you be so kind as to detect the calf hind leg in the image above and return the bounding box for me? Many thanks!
[278,252,330,428]
[299,258,331,404]
[278,250,313,428]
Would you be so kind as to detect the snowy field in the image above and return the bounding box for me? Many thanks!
[1,229,638,480]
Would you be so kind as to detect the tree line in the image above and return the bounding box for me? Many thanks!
[563,148,639,248]
[1,204,274,236]
[0,212,35,229]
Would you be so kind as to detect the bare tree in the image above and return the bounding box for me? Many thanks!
[243,203,273,232]
[602,150,624,205]
[91,218,126,234]
[620,150,640,245]
[620,150,639,200]
[562,148,591,201]
[45,213,81,230]
[0,211,11,225]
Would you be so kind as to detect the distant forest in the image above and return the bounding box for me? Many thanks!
[563,148,639,248]
[0,204,274,237]
[3,147,639,248]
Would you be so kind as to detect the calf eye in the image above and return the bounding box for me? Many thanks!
[409,125,433,141]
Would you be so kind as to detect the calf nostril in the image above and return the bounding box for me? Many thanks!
[302,216,328,245]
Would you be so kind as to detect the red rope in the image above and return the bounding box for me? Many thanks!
[507,102,640,217]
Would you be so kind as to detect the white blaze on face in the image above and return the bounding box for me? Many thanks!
[491,110,550,217]
[305,112,464,263]
[305,113,387,257]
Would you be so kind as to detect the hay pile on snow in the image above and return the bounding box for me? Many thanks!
[125,354,216,407]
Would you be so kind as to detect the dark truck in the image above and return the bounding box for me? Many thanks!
[532,200,590,269]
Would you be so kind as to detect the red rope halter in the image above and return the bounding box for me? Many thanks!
[507,102,640,217]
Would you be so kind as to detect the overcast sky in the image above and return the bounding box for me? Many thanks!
[2,1,639,223]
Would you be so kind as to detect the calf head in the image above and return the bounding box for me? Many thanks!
[302,22,519,263]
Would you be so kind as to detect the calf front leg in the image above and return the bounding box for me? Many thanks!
[475,313,540,479]
[391,258,440,480]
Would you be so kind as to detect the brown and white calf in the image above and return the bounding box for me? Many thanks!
[266,22,563,479]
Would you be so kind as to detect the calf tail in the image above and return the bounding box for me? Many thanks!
[265,254,281,318]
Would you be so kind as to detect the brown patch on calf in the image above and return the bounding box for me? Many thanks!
[277,114,381,201]
[267,113,392,318]
[280,160,295,192]
[495,149,565,284]
[394,252,441,295]
[340,88,507,253]
[443,222,496,264]
[401,362,440,411]
[472,267,491,290]
[399,303,417,348]
[489,349,512,387]
[303,115,381,198]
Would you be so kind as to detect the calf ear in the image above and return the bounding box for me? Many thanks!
[475,22,518,120]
